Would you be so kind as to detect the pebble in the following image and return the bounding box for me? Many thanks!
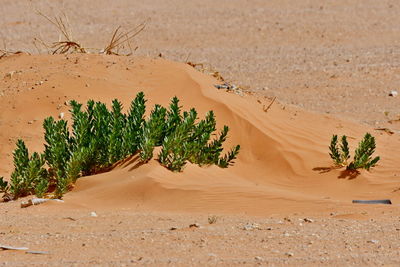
[389,90,398,97]
[367,240,379,244]
[189,223,201,228]
[59,112,64,119]
[285,252,294,257]
[90,211,98,217]
[242,223,261,230]
[254,256,263,261]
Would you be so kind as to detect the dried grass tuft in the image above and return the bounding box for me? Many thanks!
[102,22,146,56]
[36,11,86,54]
[34,9,146,56]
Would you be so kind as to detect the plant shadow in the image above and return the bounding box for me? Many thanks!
[312,166,361,180]
[337,169,360,180]
[125,154,145,171]
[312,166,340,174]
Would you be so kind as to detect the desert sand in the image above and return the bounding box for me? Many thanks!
[1,1,400,266]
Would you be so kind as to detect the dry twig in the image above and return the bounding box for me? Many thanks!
[263,97,276,113]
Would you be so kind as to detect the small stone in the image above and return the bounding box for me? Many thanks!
[27,121,34,125]
[59,112,64,119]
[254,256,263,261]
[90,211,98,217]
[303,218,314,223]
[189,223,201,228]
[4,71,15,79]
[367,240,379,244]
[285,252,294,257]
[242,223,261,230]
[389,90,398,97]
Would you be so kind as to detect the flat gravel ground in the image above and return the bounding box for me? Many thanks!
[1,201,400,266]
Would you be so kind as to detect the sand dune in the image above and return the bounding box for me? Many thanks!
[1,53,399,215]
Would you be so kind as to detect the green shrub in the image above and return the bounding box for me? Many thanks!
[108,99,126,164]
[43,118,71,195]
[92,102,112,167]
[4,92,240,199]
[122,92,146,156]
[329,133,380,170]
[0,177,8,193]
[158,108,197,171]
[139,104,167,162]
[329,135,350,166]
[347,133,380,170]
[10,140,48,199]
[159,98,241,171]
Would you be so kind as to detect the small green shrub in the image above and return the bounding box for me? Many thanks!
[0,177,8,193]
[122,92,146,156]
[139,104,167,162]
[347,133,380,170]
[329,135,350,166]
[158,98,240,171]
[158,108,197,171]
[329,133,380,170]
[108,99,126,163]
[10,140,48,199]
[4,92,240,200]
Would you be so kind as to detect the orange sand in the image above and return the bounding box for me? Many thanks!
[1,53,399,216]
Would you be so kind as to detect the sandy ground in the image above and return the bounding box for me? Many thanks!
[0,1,400,266]
[0,54,399,266]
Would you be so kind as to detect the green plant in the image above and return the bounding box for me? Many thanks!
[4,92,240,200]
[92,102,112,167]
[108,99,126,164]
[158,108,197,171]
[329,135,350,166]
[329,133,379,170]
[35,178,49,198]
[159,98,240,171]
[43,117,72,195]
[0,177,8,193]
[347,133,380,170]
[122,92,146,156]
[140,104,167,162]
[9,140,48,199]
